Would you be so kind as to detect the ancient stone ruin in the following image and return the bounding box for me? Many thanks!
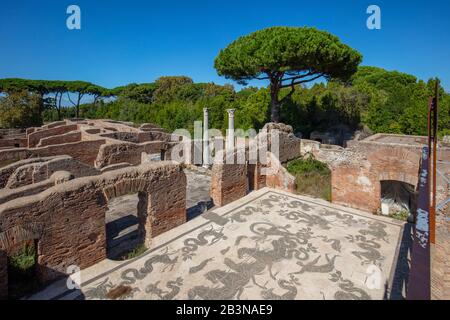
[0,118,448,299]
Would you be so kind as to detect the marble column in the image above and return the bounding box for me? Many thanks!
[203,108,209,167]
[227,109,235,151]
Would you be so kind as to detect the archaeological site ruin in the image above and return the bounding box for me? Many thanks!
[0,115,448,300]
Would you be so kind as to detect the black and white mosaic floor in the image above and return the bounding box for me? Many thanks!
[31,188,404,300]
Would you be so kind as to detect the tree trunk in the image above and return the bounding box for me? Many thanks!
[76,93,82,118]
[270,86,280,123]
[57,92,63,121]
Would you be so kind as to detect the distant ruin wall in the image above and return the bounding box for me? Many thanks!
[0,158,44,188]
[137,131,171,143]
[263,123,301,163]
[33,140,106,166]
[27,124,78,147]
[44,121,67,129]
[0,171,72,205]
[0,138,27,149]
[37,131,81,147]
[5,156,99,189]
[95,141,165,169]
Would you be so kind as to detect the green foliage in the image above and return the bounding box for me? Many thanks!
[351,67,450,136]
[214,26,362,121]
[0,90,43,128]
[1,65,448,139]
[214,26,362,84]
[9,244,36,271]
[286,157,330,176]
[389,209,410,221]
[286,157,331,201]
[120,244,147,260]
[153,76,194,103]
[7,242,39,299]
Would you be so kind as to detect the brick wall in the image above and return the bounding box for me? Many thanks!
[431,213,450,300]
[0,148,31,164]
[27,124,78,147]
[0,162,186,298]
[37,131,81,147]
[265,152,296,193]
[0,249,6,300]
[95,141,165,169]
[330,144,422,213]
[211,163,247,207]
[33,140,106,166]
[0,138,27,149]
[262,123,301,163]
[5,156,99,189]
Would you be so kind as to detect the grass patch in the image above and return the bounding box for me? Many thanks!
[120,244,147,260]
[389,209,410,221]
[286,157,332,201]
[7,242,40,299]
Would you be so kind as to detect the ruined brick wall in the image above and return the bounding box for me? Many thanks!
[0,171,72,205]
[5,156,99,188]
[262,123,301,163]
[432,213,450,300]
[27,124,78,147]
[265,152,296,193]
[44,121,67,129]
[0,148,31,164]
[0,249,6,300]
[211,163,247,207]
[33,140,106,166]
[95,141,165,169]
[137,131,171,143]
[0,138,27,149]
[331,143,422,213]
[0,162,186,297]
[100,132,140,143]
[431,155,449,300]
[0,157,44,188]
[37,131,81,147]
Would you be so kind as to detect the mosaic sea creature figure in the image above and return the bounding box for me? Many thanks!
[330,271,371,300]
[351,235,384,266]
[181,226,227,259]
[120,253,178,285]
[290,254,338,275]
[261,279,298,300]
[145,277,183,300]
[189,257,214,274]
[84,278,114,300]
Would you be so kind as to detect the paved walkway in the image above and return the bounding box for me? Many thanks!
[30,188,404,300]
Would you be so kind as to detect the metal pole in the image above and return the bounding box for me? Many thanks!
[431,80,439,244]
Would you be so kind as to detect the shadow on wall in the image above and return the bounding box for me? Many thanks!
[385,222,413,300]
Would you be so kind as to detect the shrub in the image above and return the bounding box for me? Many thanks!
[286,157,331,201]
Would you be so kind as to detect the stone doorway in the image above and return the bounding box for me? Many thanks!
[7,239,39,299]
[105,192,147,260]
[247,164,256,193]
[380,180,417,216]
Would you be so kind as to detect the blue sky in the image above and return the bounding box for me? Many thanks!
[1,0,449,94]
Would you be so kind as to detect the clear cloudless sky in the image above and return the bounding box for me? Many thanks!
[1,0,449,93]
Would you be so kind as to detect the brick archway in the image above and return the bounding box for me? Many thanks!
[0,162,186,299]
[0,223,44,300]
